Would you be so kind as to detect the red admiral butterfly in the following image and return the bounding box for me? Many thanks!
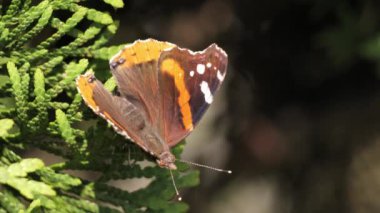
[76,39,228,172]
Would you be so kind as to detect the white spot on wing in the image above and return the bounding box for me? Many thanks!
[217,70,226,82]
[206,62,212,68]
[197,64,206,74]
[200,81,213,104]
[190,71,195,77]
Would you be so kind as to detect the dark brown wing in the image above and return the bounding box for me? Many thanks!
[157,44,228,146]
[109,39,175,132]
[76,72,151,152]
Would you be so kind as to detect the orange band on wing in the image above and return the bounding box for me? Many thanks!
[112,40,176,69]
[76,74,98,111]
[160,58,193,131]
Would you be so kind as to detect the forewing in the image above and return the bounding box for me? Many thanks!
[157,44,228,146]
[109,39,175,129]
[76,72,150,151]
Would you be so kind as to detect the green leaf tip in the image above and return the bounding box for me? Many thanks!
[0,159,56,200]
[103,0,125,8]
[26,196,56,211]
[104,76,117,92]
[34,69,45,102]
[65,59,89,81]
[56,109,76,145]
[6,178,56,199]
[39,168,82,190]
[0,189,26,212]
[7,62,29,123]
[14,6,53,47]
[7,158,44,177]
[7,62,20,91]
[0,75,11,89]
[0,119,15,139]
[87,9,113,25]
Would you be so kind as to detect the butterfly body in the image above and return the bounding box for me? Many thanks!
[76,39,228,170]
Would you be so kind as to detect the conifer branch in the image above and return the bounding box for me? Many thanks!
[0,1,199,212]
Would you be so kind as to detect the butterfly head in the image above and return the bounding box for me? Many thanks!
[157,151,177,170]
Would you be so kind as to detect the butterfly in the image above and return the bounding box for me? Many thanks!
[76,39,228,170]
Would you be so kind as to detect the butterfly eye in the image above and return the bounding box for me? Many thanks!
[110,57,126,69]
[88,75,96,83]
[110,61,118,69]
[118,58,126,64]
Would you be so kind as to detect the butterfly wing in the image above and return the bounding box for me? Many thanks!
[108,39,228,147]
[109,39,176,131]
[76,72,152,152]
[157,44,228,146]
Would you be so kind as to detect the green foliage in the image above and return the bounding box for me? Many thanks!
[0,159,56,200]
[0,1,199,212]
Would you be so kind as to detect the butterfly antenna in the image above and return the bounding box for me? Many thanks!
[177,159,232,174]
[169,169,182,201]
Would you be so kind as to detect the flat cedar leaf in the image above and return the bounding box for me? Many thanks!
[104,76,117,92]
[0,119,15,139]
[87,9,113,25]
[0,98,15,114]
[81,182,96,198]
[147,196,168,210]
[33,69,45,100]
[163,202,189,213]
[19,159,44,174]
[103,0,124,8]
[0,56,10,66]
[11,5,53,48]
[35,196,56,209]
[39,168,82,190]
[91,44,124,60]
[178,170,200,188]
[6,177,56,199]
[176,161,190,172]
[26,196,56,212]
[160,186,176,200]
[0,190,26,212]
[64,59,89,84]
[0,75,11,88]
[147,194,189,213]
[55,109,76,145]
[0,98,15,107]
[6,0,49,43]
[26,199,41,212]
[0,167,10,183]
[107,22,118,34]
[0,28,9,42]
[56,7,87,34]
[7,62,20,91]
[7,159,44,177]
[171,142,185,156]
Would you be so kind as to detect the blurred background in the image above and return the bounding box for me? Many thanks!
[106,0,380,212]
